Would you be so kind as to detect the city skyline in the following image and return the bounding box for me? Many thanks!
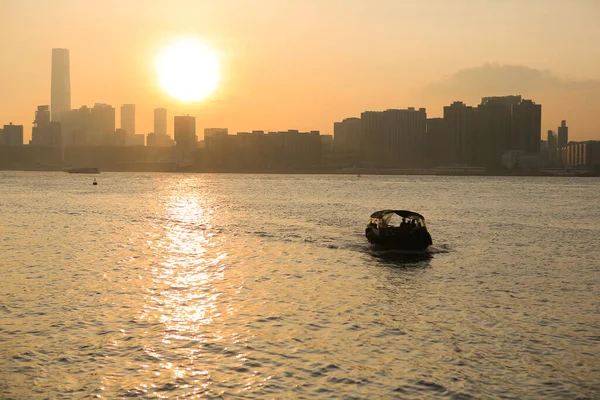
[2,1,600,143]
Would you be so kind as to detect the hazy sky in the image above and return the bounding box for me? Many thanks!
[2,0,599,141]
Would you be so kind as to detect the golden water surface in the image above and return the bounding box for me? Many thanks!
[1,172,599,398]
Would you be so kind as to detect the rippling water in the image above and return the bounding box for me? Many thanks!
[1,172,599,398]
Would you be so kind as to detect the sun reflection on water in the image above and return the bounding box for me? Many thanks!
[137,180,236,394]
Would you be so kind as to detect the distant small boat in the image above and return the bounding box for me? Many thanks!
[92,178,98,185]
[365,210,432,251]
[67,167,99,174]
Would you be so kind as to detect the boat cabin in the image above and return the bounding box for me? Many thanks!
[368,210,427,230]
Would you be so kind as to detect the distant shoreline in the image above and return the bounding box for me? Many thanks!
[1,166,598,177]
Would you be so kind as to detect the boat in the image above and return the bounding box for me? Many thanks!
[92,178,98,185]
[67,167,99,174]
[365,210,432,251]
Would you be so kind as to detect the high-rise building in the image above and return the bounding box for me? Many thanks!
[361,108,426,167]
[547,130,558,164]
[511,99,542,154]
[558,120,568,148]
[1,123,24,146]
[174,116,197,148]
[31,105,61,147]
[360,111,384,163]
[154,108,167,136]
[476,95,541,168]
[476,98,514,168]
[333,117,361,153]
[62,106,92,146]
[120,104,135,135]
[443,101,477,166]
[204,128,228,139]
[90,103,116,146]
[51,48,71,122]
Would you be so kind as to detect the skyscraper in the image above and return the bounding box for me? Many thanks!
[360,108,426,167]
[154,108,167,135]
[120,104,135,135]
[174,116,197,148]
[51,48,71,122]
[443,101,477,166]
[558,120,568,148]
[547,130,558,164]
[333,117,361,153]
[476,95,541,168]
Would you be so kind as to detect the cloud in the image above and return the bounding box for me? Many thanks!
[424,63,600,101]
[421,63,600,139]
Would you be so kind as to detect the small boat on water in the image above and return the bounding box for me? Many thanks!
[365,210,432,251]
[92,178,98,185]
[67,167,99,174]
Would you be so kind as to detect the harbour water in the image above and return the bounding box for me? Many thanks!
[1,172,599,398]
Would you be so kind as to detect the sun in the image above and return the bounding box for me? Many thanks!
[156,38,220,102]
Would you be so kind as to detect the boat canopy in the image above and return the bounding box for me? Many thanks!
[369,210,425,221]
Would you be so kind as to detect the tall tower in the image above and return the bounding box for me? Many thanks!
[154,108,167,135]
[174,115,196,146]
[557,120,568,148]
[120,104,135,135]
[51,48,71,122]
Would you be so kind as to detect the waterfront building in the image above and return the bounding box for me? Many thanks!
[174,116,197,148]
[547,130,558,164]
[120,104,135,135]
[204,128,228,139]
[443,101,477,166]
[361,108,426,168]
[558,120,568,149]
[333,117,361,154]
[559,141,600,167]
[154,108,167,136]
[90,103,116,146]
[1,123,24,146]
[147,132,174,147]
[424,117,446,167]
[476,95,541,168]
[31,106,62,147]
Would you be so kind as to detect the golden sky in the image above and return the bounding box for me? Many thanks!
[2,0,599,141]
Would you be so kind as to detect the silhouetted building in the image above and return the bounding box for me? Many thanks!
[444,101,477,166]
[31,106,62,147]
[154,108,167,136]
[476,98,513,168]
[425,117,446,167]
[547,130,558,164]
[204,128,228,139]
[333,117,361,153]
[1,123,24,146]
[90,103,116,146]
[476,95,541,168]
[205,129,321,170]
[62,106,92,146]
[120,104,135,135]
[174,116,197,148]
[512,99,542,154]
[558,120,568,148]
[129,134,144,146]
[560,141,600,167]
[361,108,426,168]
[481,95,522,107]
[114,128,127,146]
[51,48,71,122]
[321,135,333,153]
[147,132,174,147]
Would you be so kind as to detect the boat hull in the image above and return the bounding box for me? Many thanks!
[365,226,432,251]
